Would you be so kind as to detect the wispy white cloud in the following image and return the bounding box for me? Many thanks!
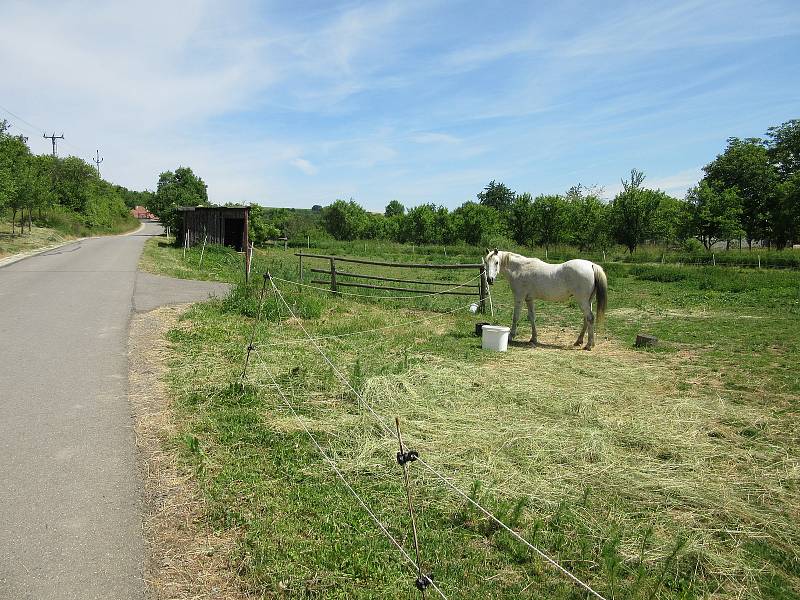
[411,132,461,145]
[0,0,797,209]
[290,158,318,175]
[649,168,703,197]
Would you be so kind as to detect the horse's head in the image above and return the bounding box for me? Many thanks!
[483,248,501,284]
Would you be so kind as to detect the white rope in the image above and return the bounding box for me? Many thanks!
[255,298,479,347]
[269,278,608,600]
[252,355,449,599]
[271,272,482,300]
[415,455,606,599]
[270,278,396,438]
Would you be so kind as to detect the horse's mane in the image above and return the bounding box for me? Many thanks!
[501,251,535,268]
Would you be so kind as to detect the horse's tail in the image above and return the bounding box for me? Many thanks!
[592,263,608,321]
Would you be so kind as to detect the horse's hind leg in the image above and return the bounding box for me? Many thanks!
[579,299,595,350]
[526,297,537,346]
[574,316,587,346]
[510,299,522,339]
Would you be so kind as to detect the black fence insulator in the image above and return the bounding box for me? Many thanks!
[247,343,255,352]
[264,271,272,281]
[415,574,433,591]
[397,450,419,466]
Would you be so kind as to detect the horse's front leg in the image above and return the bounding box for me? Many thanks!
[510,299,522,339]
[526,298,537,346]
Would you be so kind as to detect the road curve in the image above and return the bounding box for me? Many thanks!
[0,222,227,599]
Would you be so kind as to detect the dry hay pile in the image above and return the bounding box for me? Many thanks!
[258,323,797,596]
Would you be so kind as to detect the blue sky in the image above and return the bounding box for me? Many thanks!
[1,0,799,211]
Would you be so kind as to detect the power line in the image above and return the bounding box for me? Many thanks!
[0,103,43,135]
[0,103,94,160]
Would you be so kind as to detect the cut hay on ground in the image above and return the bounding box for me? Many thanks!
[129,306,250,600]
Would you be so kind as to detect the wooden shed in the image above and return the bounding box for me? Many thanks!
[177,206,250,251]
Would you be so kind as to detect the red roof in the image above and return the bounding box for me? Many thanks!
[131,206,156,219]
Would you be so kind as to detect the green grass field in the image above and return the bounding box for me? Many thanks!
[141,238,800,599]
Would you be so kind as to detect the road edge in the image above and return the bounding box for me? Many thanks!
[128,305,247,599]
[0,221,147,270]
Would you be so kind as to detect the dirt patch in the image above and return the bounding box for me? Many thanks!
[129,305,249,600]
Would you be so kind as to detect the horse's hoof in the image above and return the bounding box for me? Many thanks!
[529,339,538,347]
[573,340,582,347]
[583,344,592,351]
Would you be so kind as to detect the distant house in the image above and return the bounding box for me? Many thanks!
[131,206,156,220]
[177,206,250,252]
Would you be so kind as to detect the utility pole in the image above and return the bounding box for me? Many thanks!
[43,132,64,157]
[93,149,103,176]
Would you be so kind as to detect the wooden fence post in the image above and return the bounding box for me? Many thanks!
[298,251,304,282]
[478,265,487,314]
[329,258,338,293]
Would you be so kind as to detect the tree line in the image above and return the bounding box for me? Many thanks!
[0,120,145,235]
[318,119,799,252]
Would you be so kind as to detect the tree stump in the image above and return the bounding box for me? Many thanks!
[635,334,658,348]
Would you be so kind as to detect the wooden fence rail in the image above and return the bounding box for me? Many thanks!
[308,268,481,289]
[297,252,488,312]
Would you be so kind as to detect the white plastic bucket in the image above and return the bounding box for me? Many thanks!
[481,325,510,352]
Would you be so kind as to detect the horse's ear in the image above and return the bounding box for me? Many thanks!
[493,248,499,255]
[485,248,490,256]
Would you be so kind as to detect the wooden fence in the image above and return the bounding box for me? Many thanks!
[296,252,489,312]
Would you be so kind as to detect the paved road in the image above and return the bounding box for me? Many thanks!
[0,222,229,599]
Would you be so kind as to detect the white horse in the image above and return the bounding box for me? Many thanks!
[483,249,608,350]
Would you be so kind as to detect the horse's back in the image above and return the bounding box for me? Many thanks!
[553,259,597,297]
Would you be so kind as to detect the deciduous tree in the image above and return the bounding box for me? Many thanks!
[609,169,661,253]
[686,180,743,250]
[477,180,515,213]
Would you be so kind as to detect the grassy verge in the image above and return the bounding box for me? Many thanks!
[0,221,74,259]
[151,238,800,598]
[0,213,140,259]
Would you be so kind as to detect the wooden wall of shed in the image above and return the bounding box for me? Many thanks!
[178,208,249,250]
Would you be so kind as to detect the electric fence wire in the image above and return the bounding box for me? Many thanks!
[250,353,449,599]
[254,297,482,347]
[269,276,609,600]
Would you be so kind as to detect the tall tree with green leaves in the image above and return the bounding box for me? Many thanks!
[766,119,800,179]
[400,203,439,244]
[0,120,16,222]
[563,187,609,251]
[384,199,405,218]
[508,192,536,246]
[774,173,800,247]
[531,194,567,250]
[609,169,661,253]
[321,199,368,240]
[454,201,503,245]
[0,127,32,235]
[703,138,778,248]
[686,180,743,250]
[151,166,209,231]
[478,180,515,214]
[765,119,800,247]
